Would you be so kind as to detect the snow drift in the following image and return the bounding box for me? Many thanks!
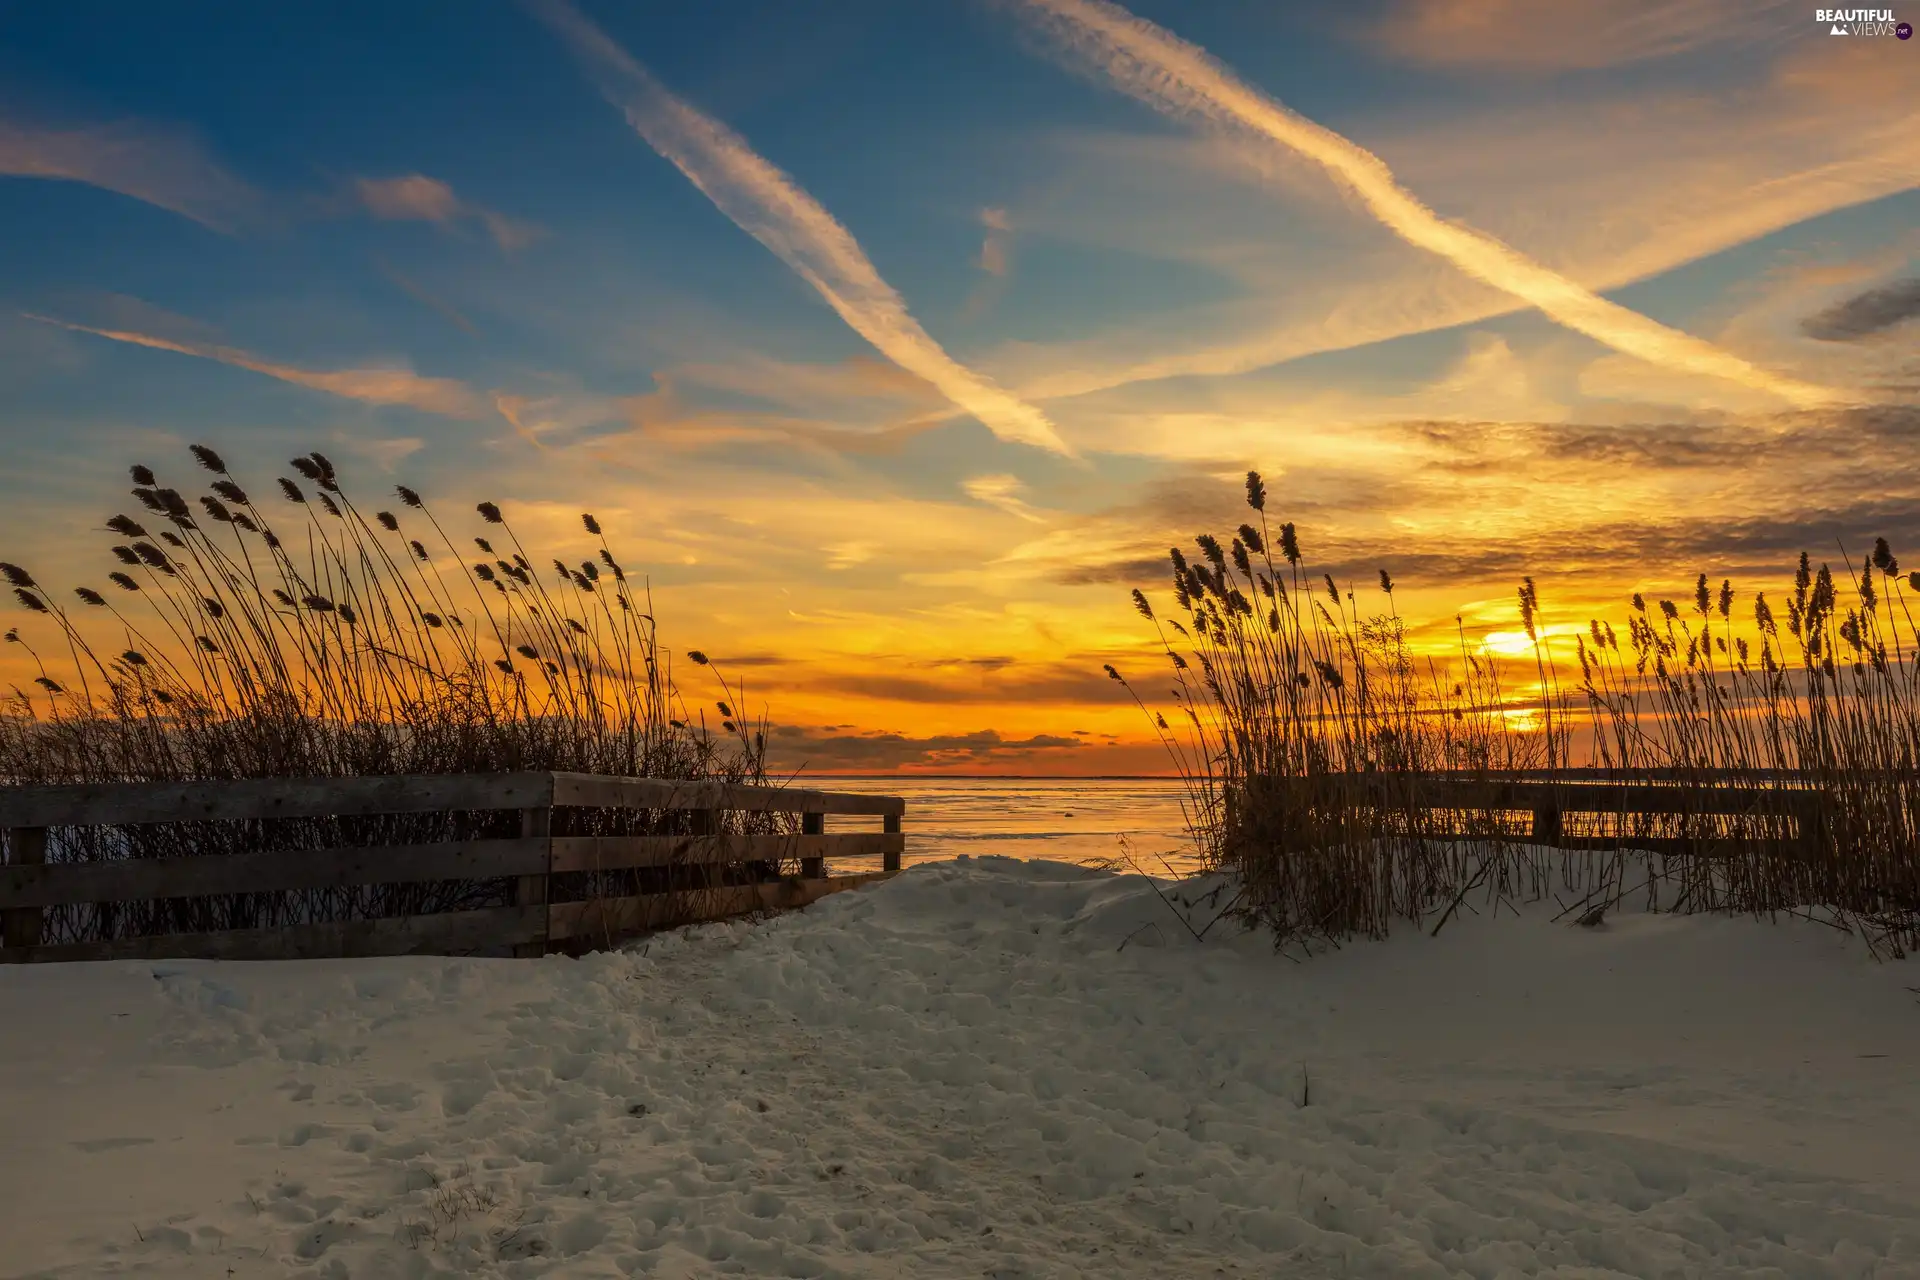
[2,855,1916,1277]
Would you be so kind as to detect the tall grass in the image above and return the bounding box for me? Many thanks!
[1122,470,1920,956]
[0,445,783,947]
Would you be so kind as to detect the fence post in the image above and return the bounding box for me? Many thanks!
[513,807,551,959]
[800,811,825,879]
[690,807,738,882]
[2,827,47,951]
[1793,794,1823,862]
[883,811,902,873]
[1530,807,1561,846]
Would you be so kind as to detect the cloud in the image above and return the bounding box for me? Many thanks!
[970,64,1917,409]
[1371,0,1789,70]
[1772,36,1916,107]
[488,393,559,450]
[0,119,542,252]
[1802,278,1920,342]
[357,173,462,222]
[26,313,494,418]
[0,116,260,232]
[924,385,1920,626]
[376,259,481,335]
[804,661,1129,707]
[963,473,1048,522]
[529,0,1072,456]
[671,351,945,419]
[766,725,1083,771]
[328,432,427,471]
[824,541,876,570]
[561,362,949,461]
[355,174,543,251]
[1003,0,1849,410]
[978,206,1013,276]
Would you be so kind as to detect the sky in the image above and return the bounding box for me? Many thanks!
[0,0,1916,774]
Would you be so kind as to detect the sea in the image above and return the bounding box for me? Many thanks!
[794,775,1207,876]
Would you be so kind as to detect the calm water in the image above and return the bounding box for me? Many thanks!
[796,776,1206,875]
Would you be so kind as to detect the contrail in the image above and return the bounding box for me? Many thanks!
[1005,0,1846,409]
[26,314,491,418]
[530,0,1072,455]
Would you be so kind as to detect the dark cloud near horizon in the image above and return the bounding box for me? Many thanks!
[1801,278,1920,342]
[686,652,786,667]
[1048,405,1920,598]
[766,726,1082,770]
[1070,497,1920,597]
[805,663,1133,708]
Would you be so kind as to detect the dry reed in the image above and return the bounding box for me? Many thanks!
[1,446,787,947]
[1122,470,1920,956]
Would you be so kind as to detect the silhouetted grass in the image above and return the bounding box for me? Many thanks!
[1120,470,1920,956]
[1,446,786,946]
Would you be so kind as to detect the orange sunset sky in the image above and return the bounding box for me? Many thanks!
[0,0,1916,772]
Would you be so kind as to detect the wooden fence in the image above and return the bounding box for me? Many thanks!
[1280,769,1833,856]
[0,771,904,964]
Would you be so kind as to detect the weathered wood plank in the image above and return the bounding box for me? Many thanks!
[0,838,549,910]
[1420,833,1795,858]
[1454,779,1809,817]
[0,772,904,827]
[882,812,903,872]
[0,831,905,909]
[0,773,556,828]
[1296,776,1817,818]
[0,905,543,964]
[547,871,896,945]
[551,773,905,817]
[800,811,825,879]
[1398,768,1907,784]
[548,832,901,875]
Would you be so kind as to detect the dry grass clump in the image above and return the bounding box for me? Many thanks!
[0,446,785,946]
[1121,469,1920,955]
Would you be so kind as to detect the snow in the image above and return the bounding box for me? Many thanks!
[3,855,1918,1278]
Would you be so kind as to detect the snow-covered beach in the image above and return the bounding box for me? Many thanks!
[4,856,1918,1278]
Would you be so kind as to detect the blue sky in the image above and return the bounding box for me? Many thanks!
[1,0,1916,770]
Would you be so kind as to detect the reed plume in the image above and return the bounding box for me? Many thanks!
[1,446,786,947]
[1122,470,1920,955]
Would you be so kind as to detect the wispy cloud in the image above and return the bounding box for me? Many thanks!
[1004,0,1849,409]
[1802,278,1920,343]
[0,116,260,232]
[487,393,560,451]
[977,402,1920,614]
[978,206,1013,276]
[355,174,542,251]
[963,473,1047,522]
[375,258,481,335]
[673,352,946,418]
[26,313,493,418]
[973,66,1918,406]
[328,432,428,471]
[529,0,1072,456]
[1372,0,1789,70]
[766,724,1083,772]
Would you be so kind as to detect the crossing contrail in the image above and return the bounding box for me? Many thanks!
[1006,0,1847,409]
[532,0,1073,454]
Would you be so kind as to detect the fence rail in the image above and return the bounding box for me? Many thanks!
[0,771,904,964]
[1268,768,1840,855]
